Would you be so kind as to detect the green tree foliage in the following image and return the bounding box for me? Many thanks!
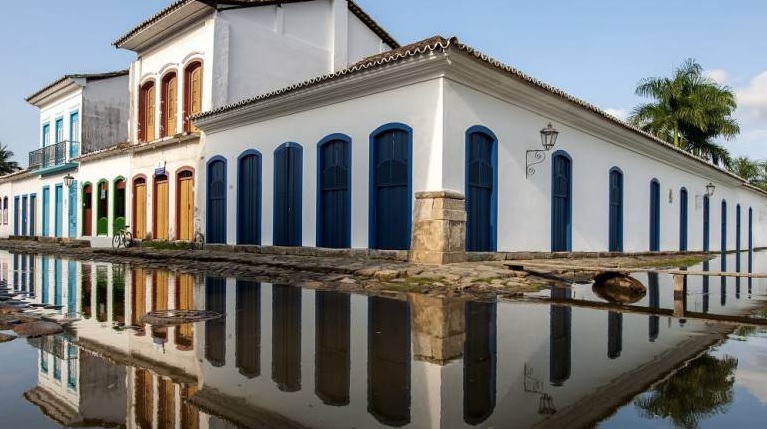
[634,353,738,429]
[0,143,21,175]
[630,59,740,168]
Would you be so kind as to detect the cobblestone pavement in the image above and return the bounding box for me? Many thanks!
[0,239,712,300]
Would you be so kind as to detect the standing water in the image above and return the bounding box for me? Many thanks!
[1,249,767,428]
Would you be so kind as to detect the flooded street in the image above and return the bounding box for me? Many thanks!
[2,250,767,428]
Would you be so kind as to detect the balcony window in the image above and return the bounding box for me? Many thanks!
[184,61,202,133]
[138,81,156,142]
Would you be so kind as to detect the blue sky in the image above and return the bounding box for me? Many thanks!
[1,0,766,166]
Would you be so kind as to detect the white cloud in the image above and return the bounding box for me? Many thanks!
[604,108,628,120]
[736,71,767,123]
[703,69,728,85]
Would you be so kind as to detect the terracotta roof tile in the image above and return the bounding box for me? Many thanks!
[193,35,751,186]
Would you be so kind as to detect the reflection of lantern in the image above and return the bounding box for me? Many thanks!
[538,393,556,415]
[100,182,107,200]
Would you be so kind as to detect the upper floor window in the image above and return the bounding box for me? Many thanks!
[184,61,202,133]
[55,118,64,144]
[138,81,156,142]
[161,72,178,138]
[69,111,79,143]
[42,123,50,147]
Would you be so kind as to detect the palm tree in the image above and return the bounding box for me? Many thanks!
[0,143,21,175]
[730,156,762,182]
[629,59,739,163]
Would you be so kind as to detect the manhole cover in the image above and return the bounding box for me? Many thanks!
[140,310,223,326]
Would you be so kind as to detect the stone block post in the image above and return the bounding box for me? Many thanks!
[410,190,467,265]
[409,294,466,364]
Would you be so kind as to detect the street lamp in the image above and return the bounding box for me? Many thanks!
[63,173,75,188]
[526,123,559,178]
[705,182,716,197]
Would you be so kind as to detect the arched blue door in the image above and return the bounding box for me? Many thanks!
[370,125,411,250]
[649,179,660,251]
[551,152,572,252]
[703,195,710,251]
[274,143,302,246]
[206,158,227,244]
[721,200,727,270]
[318,136,350,248]
[237,152,261,245]
[748,207,753,272]
[466,128,497,252]
[608,168,623,252]
[679,188,688,251]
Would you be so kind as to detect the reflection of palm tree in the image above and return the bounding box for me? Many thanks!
[635,353,738,429]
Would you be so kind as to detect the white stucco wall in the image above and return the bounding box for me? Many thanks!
[0,173,41,237]
[78,153,132,238]
[199,78,443,247]
[443,79,767,252]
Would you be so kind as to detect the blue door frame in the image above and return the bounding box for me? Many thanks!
[54,184,63,237]
[736,204,741,271]
[237,151,262,245]
[317,135,351,249]
[21,195,28,236]
[42,187,50,236]
[29,194,36,236]
[274,143,303,247]
[679,188,688,251]
[649,180,660,251]
[369,124,412,251]
[748,207,753,272]
[466,127,498,252]
[13,196,19,235]
[703,195,710,251]
[721,200,727,270]
[608,168,623,252]
[206,157,228,244]
[551,151,572,252]
[68,181,77,238]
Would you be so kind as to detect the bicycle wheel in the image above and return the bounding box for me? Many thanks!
[124,231,134,248]
[112,234,122,248]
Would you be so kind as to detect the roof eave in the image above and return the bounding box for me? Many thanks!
[25,78,84,107]
[114,0,211,51]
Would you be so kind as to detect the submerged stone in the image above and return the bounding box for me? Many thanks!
[592,272,647,304]
[0,333,16,343]
[12,321,64,338]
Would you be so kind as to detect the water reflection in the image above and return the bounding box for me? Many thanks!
[3,250,767,429]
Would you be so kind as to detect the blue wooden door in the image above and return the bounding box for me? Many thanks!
[41,257,49,304]
[54,184,63,237]
[703,196,710,251]
[42,188,50,236]
[274,144,302,247]
[206,159,227,244]
[649,180,660,251]
[371,128,411,250]
[318,138,350,248]
[68,181,77,238]
[466,131,496,252]
[237,153,261,245]
[551,153,572,252]
[736,204,741,271]
[608,169,623,252]
[21,195,28,236]
[748,207,753,272]
[721,201,727,270]
[679,188,688,251]
[29,194,36,235]
[13,197,19,235]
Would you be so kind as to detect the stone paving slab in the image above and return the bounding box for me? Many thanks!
[0,239,714,300]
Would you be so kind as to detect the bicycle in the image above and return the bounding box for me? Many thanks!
[112,225,134,248]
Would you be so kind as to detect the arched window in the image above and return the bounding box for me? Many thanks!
[369,124,412,250]
[2,196,7,225]
[184,61,203,133]
[608,168,623,252]
[466,127,497,252]
[274,143,302,247]
[138,81,156,142]
[161,72,178,137]
[649,179,660,251]
[551,151,572,252]
[317,135,351,248]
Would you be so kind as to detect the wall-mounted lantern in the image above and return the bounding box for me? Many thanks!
[705,182,716,197]
[63,173,75,188]
[526,123,559,178]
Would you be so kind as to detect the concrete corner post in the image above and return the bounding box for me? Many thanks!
[409,190,467,265]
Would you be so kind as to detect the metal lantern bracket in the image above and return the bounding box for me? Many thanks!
[526,123,559,178]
